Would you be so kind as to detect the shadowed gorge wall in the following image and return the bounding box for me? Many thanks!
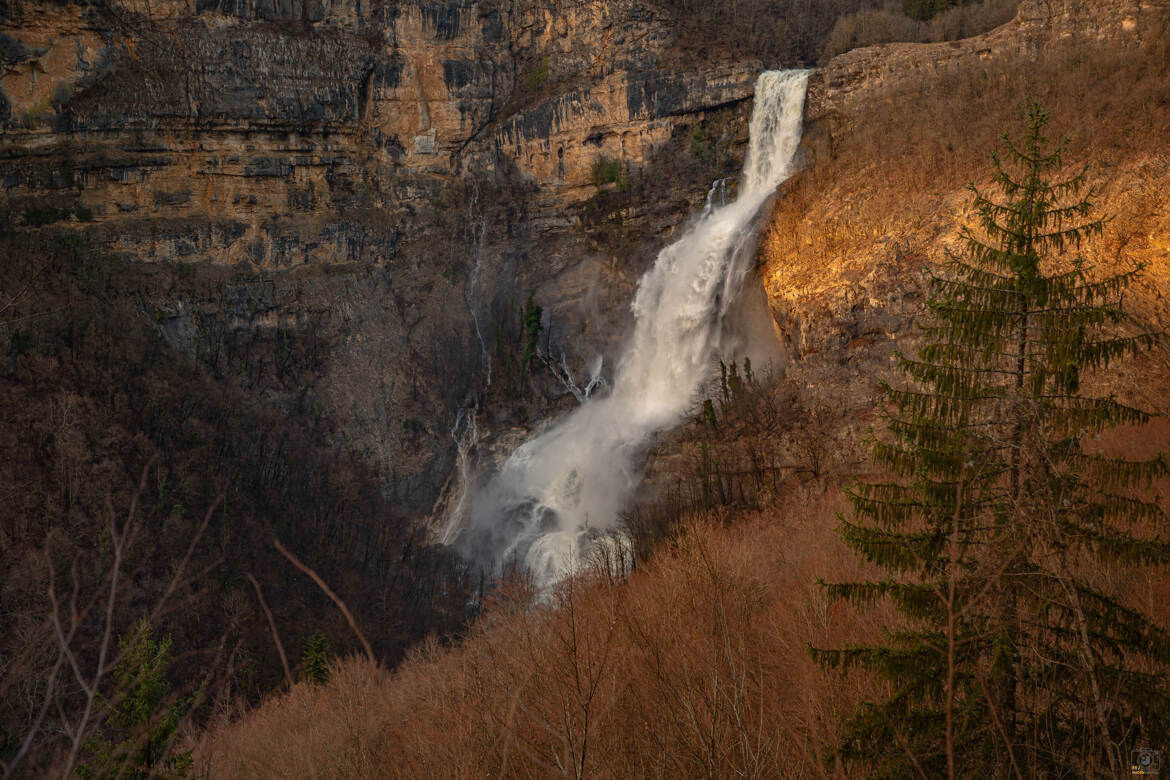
[0,0,764,515]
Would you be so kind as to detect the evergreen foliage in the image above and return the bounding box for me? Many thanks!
[523,57,549,93]
[77,619,192,779]
[592,157,624,189]
[811,105,1170,777]
[301,630,333,685]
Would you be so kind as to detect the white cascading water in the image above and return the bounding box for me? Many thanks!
[439,185,491,545]
[462,70,810,589]
[441,406,480,544]
[466,183,492,388]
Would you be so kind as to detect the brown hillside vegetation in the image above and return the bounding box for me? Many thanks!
[202,425,1170,778]
[203,488,890,778]
[761,17,1170,413]
[200,406,1170,777]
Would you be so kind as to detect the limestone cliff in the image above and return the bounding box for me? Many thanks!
[0,0,758,511]
[1,0,755,247]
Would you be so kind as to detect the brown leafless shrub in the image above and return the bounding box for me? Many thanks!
[203,486,901,778]
[2,459,223,778]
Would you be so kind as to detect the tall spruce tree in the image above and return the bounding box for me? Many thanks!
[811,105,1170,777]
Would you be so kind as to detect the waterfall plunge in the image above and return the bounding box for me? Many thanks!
[461,70,810,589]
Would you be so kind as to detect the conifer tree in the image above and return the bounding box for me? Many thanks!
[811,105,1170,777]
[77,619,192,779]
[301,630,333,685]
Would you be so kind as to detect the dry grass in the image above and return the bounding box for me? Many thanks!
[201,485,897,778]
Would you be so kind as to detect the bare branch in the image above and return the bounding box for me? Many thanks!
[246,574,294,689]
[273,538,375,663]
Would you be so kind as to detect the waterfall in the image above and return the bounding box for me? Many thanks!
[436,184,490,544]
[466,183,491,388]
[441,406,481,545]
[460,70,810,589]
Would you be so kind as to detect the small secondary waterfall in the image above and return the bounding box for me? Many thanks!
[466,183,492,389]
[441,406,481,545]
[461,70,810,589]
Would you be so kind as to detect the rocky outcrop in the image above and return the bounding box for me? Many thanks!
[760,0,1170,451]
[485,62,757,199]
[0,0,759,512]
[806,0,1166,121]
[0,0,755,256]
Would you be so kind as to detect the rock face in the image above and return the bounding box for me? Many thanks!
[0,0,756,259]
[760,0,1170,455]
[12,0,1159,530]
[0,0,759,513]
[806,0,1166,122]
